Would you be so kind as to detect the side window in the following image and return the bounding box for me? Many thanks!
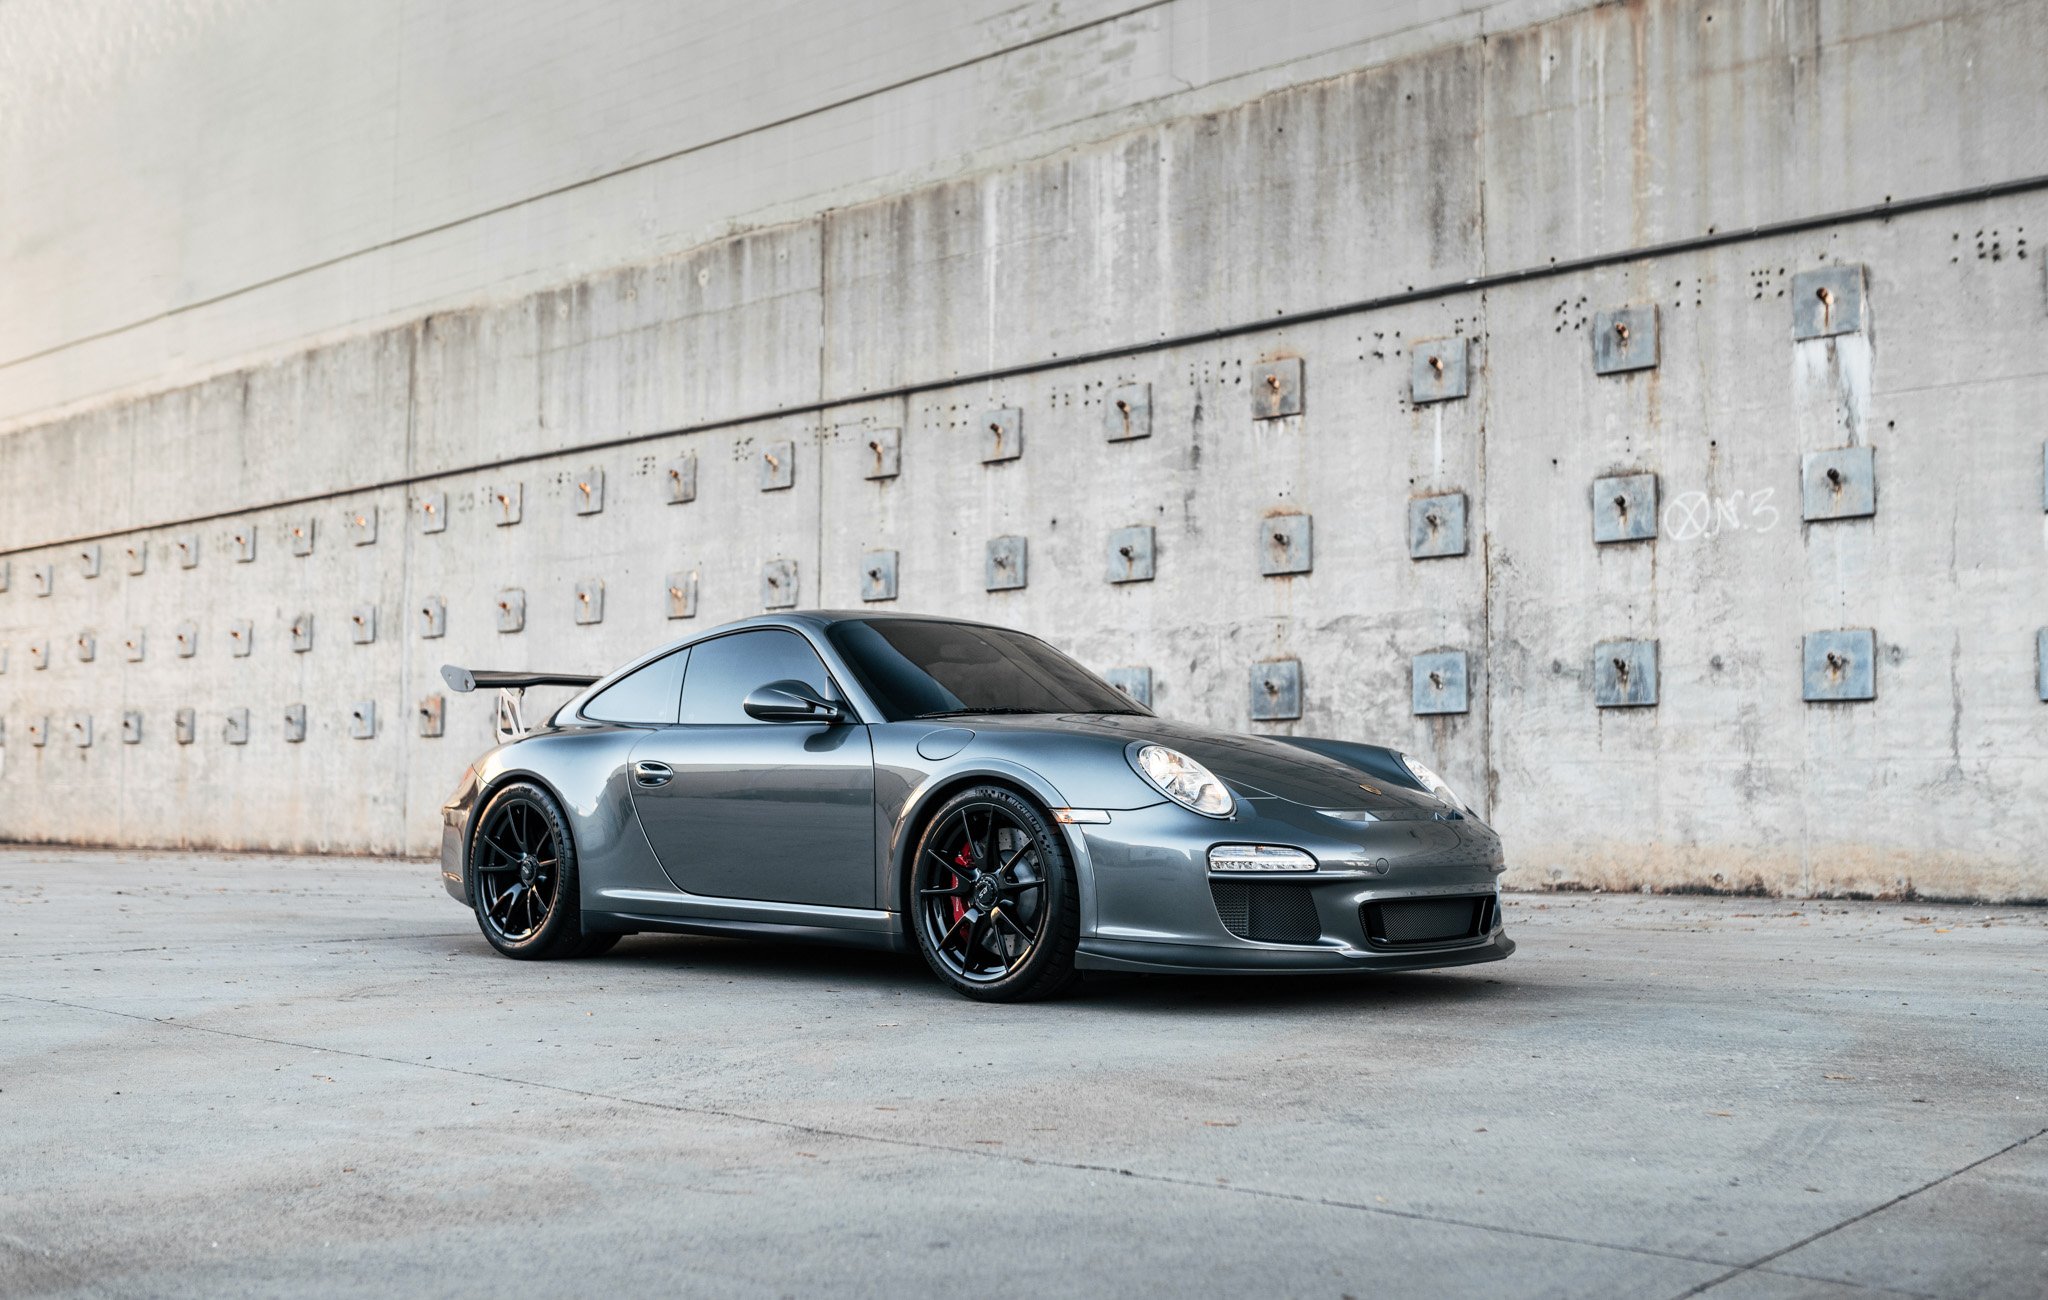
[677,630,839,725]
[580,649,688,725]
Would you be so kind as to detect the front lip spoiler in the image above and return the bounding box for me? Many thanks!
[1074,931,1514,975]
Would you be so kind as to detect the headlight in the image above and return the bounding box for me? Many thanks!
[1399,753,1466,810]
[1130,744,1235,818]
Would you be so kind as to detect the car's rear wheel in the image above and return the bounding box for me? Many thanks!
[909,785,1080,1001]
[469,781,615,959]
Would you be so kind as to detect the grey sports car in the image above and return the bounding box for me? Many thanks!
[438,611,1512,1000]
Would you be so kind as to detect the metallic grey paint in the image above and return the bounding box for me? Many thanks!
[440,612,1512,976]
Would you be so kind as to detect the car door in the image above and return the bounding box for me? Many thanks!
[627,627,877,908]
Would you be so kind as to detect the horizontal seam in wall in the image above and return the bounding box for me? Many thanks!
[5,169,2045,561]
[0,0,1177,376]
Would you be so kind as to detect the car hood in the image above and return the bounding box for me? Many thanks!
[950,712,1449,815]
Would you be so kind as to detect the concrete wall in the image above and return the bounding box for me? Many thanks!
[3,0,2045,901]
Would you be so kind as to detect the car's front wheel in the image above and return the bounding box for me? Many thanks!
[909,785,1080,1001]
[469,781,617,960]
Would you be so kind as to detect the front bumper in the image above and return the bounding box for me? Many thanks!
[1069,798,1512,975]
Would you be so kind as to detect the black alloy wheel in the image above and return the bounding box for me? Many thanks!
[910,785,1079,1001]
[475,794,559,942]
[469,781,617,960]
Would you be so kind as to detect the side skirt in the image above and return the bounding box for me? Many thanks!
[587,910,908,953]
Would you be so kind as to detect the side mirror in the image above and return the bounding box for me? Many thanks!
[742,680,845,724]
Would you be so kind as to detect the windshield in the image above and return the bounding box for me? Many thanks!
[824,619,1149,721]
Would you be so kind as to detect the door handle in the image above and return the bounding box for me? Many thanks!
[632,760,673,788]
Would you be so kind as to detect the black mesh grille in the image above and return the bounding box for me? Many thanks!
[1209,881,1321,944]
[1362,895,1494,948]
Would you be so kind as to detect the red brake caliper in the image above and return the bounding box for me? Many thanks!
[949,844,972,925]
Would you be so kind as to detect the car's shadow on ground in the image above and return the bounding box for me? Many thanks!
[584,933,1520,1015]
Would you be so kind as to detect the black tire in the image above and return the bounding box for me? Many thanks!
[908,784,1081,1002]
[468,781,610,960]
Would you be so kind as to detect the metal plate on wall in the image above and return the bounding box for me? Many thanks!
[284,704,307,743]
[1251,358,1303,421]
[1105,667,1152,709]
[1801,447,1876,521]
[289,613,313,653]
[346,506,378,546]
[0,558,9,591]
[489,483,524,525]
[1412,651,1470,715]
[1593,305,1659,375]
[1593,640,1658,707]
[1260,514,1312,576]
[351,605,377,644]
[1249,659,1302,721]
[574,579,605,625]
[418,694,445,738]
[1593,473,1658,544]
[1408,493,1468,559]
[70,716,93,748]
[1411,338,1469,404]
[27,717,48,748]
[74,632,95,663]
[862,428,901,480]
[79,544,102,578]
[1803,629,1876,702]
[418,595,446,639]
[662,457,697,504]
[417,490,447,533]
[985,536,1027,591]
[228,620,253,657]
[174,708,196,746]
[1108,525,1155,583]
[349,701,377,740]
[762,559,799,609]
[176,535,200,569]
[1106,383,1151,441]
[496,589,526,633]
[121,711,143,745]
[225,708,250,746]
[574,468,606,515]
[229,525,256,563]
[33,563,53,596]
[759,440,795,491]
[123,542,147,575]
[1792,265,1866,339]
[29,640,49,671]
[860,550,898,603]
[174,622,197,658]
[123,630,146,662]
[666,572,700,620]
[2039,628,2047,702]
[288,520,316,557]
[982,409,1023,463]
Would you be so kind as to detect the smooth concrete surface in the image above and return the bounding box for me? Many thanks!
[2,847,2043,1298]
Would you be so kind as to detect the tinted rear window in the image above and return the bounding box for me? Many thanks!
[581,649,688,725]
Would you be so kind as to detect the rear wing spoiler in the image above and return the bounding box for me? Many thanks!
[440,665,601,742]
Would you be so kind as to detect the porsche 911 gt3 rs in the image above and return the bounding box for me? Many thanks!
[439,612,1511,1000]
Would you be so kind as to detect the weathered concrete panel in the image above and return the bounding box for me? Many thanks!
[2,0,2044,902]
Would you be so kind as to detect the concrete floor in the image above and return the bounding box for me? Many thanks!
[1,849,2043,1299]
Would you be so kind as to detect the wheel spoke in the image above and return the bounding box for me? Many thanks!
[965,911,992,970]
[492,882,523,925]
[937,909,972,955]
[992,907,1033,944]
[1000,876,1043,894]
[919,883,968,898]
